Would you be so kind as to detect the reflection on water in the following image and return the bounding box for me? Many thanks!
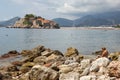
[0,28,120,55]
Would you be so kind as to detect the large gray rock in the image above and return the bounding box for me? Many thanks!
[27,65,59,80]
[80,59,91,69]
[90,57,110,72]
[59,72,80,80]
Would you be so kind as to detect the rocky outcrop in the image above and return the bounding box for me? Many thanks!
[0,45,120,80]
[12,14,60,29]
[108,61,120,78]
[108,52,120,61]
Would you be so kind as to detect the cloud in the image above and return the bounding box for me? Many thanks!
[10,0,120,19]
[56,0,120,17]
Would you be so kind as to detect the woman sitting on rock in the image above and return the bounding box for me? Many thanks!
[97,47,109,58]
[101,47,109,58]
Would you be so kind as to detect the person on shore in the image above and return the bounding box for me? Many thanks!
[101,47,109,58]
[97,47,109,58]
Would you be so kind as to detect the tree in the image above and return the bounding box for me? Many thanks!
[25,14,35,19]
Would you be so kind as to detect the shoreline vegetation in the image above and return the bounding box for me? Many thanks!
[0,45,120,80]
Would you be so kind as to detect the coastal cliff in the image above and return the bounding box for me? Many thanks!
[12,14,60,29]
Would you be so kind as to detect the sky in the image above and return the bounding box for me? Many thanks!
[0,0,120,21]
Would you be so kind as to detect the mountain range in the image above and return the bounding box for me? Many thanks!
[0,11,120,27]
[0,17,20,27]
[53,11,120,27]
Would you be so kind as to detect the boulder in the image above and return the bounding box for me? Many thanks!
[31,45,46,55]
[27,65,59,80]
[46,54,60,62]
[80,66,90,76]
[98,66,108,75]
[11,61,23,66]
[107,61,120,78]
[64,47,79,57]
[80,59,91,69]
[108,52,120,61]
[75,55,84,63]
[20,62,35,73]
[80,75,96,80]
[41,50,52,56]
[59,72,80,80]
[92,50,102,55]
[58,65,73,73]
[90,57,110,72]
[97,75,112,80]
[33,56,46,65]
[21,50,33,57]
[64,59,76,65]
[1,72,12,80]
[41,50,63,57]
[5,65,19,72]
[0,50,20,59]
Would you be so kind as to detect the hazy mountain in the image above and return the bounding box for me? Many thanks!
[1,11,120,27]
[52,18,73,27]
[75,11,120,27]
[0,17,20,27]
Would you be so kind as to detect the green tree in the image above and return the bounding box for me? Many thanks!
[25,14,35,19]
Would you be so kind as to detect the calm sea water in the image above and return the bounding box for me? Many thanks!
[0,27,120,55]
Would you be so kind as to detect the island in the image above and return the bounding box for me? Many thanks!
[12,14,60,29]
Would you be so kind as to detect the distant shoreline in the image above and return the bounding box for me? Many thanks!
[60,27,120,30]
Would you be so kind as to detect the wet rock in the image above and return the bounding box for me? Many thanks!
[90,57,110,72]
[11,61,23,66]
[80,75,96,80]
[92,50,102,55]
[59,72,80,80]
[28,65,59,80]
[21,50,33,57]
[64,47,79,57]
[0,50,20,59]
[108,61,120,78]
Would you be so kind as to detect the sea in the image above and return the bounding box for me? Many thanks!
[0,27,120,55]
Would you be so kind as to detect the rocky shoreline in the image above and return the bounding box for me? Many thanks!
[0,45,120,80]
